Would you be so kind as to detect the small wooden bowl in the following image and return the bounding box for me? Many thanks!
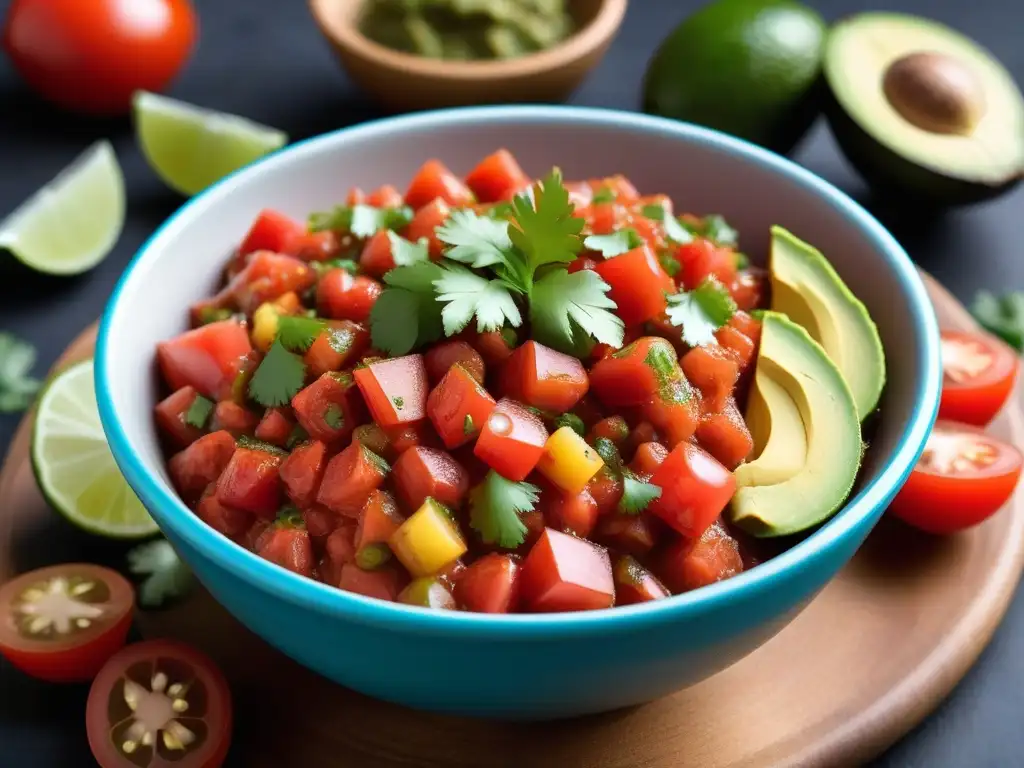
[309,0,628,111]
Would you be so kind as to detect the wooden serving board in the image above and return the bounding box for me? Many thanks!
[1,273,1022,768]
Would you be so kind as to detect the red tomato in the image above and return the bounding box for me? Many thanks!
[0,564,133,683]
[403,198,451,260]
[474,398,549,481]
[358,230,396,278]
[288,231,342,263]
[209,401,260,438]
[541,486,600,538]
[366,184,404,208]
[338,564,404,601]
[291,372,367,445]
[215,251,316,315]
[317,269,382,323]
[595,514,658,557]
[404,159,475,210]
[215,446,283,518]
[650,442,736,539]
[715,325,757,372]
[614,555,670,604]
[677,238,738,290]
[656,521,744,593]
[155,386,205,449]
[519,528,615,612]
[353,355,429,428]
[168,430,237,506]
[939,330,1018,426]
[86,639,232,768]
[889,420,1023,534]
[355,490,405,552]
[3,0,197,115]
[317,441,390,517]
[729,268,766,311]
[588,415,630,446]
[587,468,624,517]
[681,344,740,413]
[427,364,496,449]
[424,341,485,385]
[695,398,754,470]
[464,150,529,203]
[589,337,681,407]
[279,440,328,508]
[255,524,315,577]
[238,210,305,259]
[304,321,369,379]
[254,407,295,447]
[157,320,253,401]
[472,329,516,367]
[503,340,590,412]
[455,553,521,613]
[593,246,674,326]
[641,376,701,448]
[393,446,470,512]
[629,441,668,477]
[197,486,252,540]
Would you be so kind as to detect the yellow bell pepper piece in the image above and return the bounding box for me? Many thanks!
[537,426,605,495]
[389,498,466,577]
[251,302,281,352]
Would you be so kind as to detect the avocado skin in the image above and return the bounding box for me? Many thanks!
[824,87,1023,207]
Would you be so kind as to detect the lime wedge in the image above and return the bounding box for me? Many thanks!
[31,360,158,539]
[134,90,288,196]
[0,141,125,275]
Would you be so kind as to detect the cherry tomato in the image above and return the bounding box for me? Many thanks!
[86,639,233,768]
[889,420,1023,534]
[3,0,198,115]
[939,330,1018,426]
[0,564,134,682]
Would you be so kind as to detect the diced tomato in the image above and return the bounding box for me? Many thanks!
[155,386,205,448]
[472,329,515,367]
[355,490,405,551]
[317,441,390,517]
[656,521,744,593]
[346,187,365,205]
[358,230,396,278]
[321,524,358,584]
[168,430,237,505]
[589,337,680,407]
[424,341,485,385]
[474,399,549,481]
[593,246,674,326]
[403,198,451,260]
[238,209,304,259]
[519,528,614,612]
[366,184,404,208]
[629,441,668,477]
[624,422,660,459]
[571,394,606,429]
[716,326,757,372]
[650,443,735,539]
[253,525,315,577]
[291,372,367,445]
[210,401,260,437]
[353,354,428,428]
[216,447,284,518]
[383,421,433,457]
[464,149,529,203]
[240,520,271,552]
[681,345,740,413]
[404,159,474,210]
[589,175,640,203]
[254,407,295,447]
[503,341,589,412]
[563,181,593,208]
[541,486,600,538]
[279,440,328,507]
[287,230,342,263]
[317,269,382,323]
[697,398,753,470]
[678,238,738,290]
[642,376,701,448]
[157,320,254,401]
[353,422,391,458]
[338,564,403,601]
[427,364,497,449]
[304,320,370,378]
[455,553,520,613]
[596,514,658,557]
[218,251,316,314]
[588,416,629,446]
[587,468,624,516]
[393,446,469,512]
[728,309,762,342]
[614,555,670,604]
[730,268,766,311]
[196,485,252,540]
[301,504,338,541]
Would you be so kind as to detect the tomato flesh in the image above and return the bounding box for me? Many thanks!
[464,149,529,203]
[317,441,390,517]
[614,556,671,604]
[519,528,615,612]
[168,430,237,506]
[650,443,736,539]
[455,553,520,613]
[474,398,549,481]
[239,209,304,259]
[656,521,744,592]
[404,159,474,210]
[157,320,254,401]
[403,198,452,260]
[393,446,470,511]
[216,447,283,518]
[304,321,370,378]
[354,355,429,428]
[593,246,675,326]
[317,269,382,323]
[291,372,367,446]
[279,440,328,508]
[256,525,316,578]
[939,330,1018,426]
[504,340,590,412]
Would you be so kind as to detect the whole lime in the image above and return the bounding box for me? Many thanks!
[643,0,827,155]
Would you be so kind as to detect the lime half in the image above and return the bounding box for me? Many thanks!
[32,360,158,539]
[134,91,288,196]
[0,141,125,275]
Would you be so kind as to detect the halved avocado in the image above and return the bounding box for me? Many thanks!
[730,312,862,537]
[769,226,885,420]
[824,13,1024,206]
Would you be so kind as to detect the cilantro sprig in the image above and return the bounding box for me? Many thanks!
[583,228,643,258]
[665,278,737,347]
[972,291,1024,351]
[618,474,662,515]
[308,203,413,237]
[469,470,539,549]
[0,333,41,413]
[127,539,195,609]
[641,202,694,245]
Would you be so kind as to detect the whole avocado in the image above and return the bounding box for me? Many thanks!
[643,0,827,155]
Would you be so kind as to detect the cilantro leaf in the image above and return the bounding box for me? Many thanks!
[641,203,694,245]
[387,231,430,267]
[286,423,309,449]
[591,185,616,204]
[618,473,662,515]
[553,412,585,438]
[972,291,1024,351]
[658,250,681,278]
[583,228,643,258]
[531,268,624,355]
[665,278,737,347]
[324,404,345,430]
[276,315,326,352]
[0,333,40,414]
[184,394,214,430]
[734,252,750,269]
[308,204,414,237]
[248,339,307,407]
[509,168,584,273]
[592,437,624,472]
[369,262,445,355]
[469,470,540,548]
[702,214,738,247]
[127,539,194,609]
[433,263,522,336]
[311,258,360,277]
[435,208,514,269]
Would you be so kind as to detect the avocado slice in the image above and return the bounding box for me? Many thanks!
[824,13,1024,206]
[730,312,862,537]
[769,226,885,420]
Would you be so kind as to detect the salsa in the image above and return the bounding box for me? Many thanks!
[155,149,773,614]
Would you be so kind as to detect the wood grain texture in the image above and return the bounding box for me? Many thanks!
[1,273,1021,768]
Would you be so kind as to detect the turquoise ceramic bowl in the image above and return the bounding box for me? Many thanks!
[96,107,941,720]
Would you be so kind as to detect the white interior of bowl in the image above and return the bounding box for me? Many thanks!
[100,107,934,573]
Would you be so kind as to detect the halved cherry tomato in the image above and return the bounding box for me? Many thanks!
[0,564,133,683]
[86,639,232,768]
[474,398,549,481]
[593,246,674,326]
[156,320,253,402]
[168,430,237,506]
[155,386,206,449]
[650,442,735,539]
[316,269,382,323]
[353,355,429,428]
[519,528,614,612]
[404,159,474,210]
[317,441,390,517]
[393,446,470,511]
[455,553,520,613]
[939,330,1019,426]
[503,340,590,412]
[889,420,1023,534]
[427,364,496,449]
[464,149,529,203]
[403,198,451,260]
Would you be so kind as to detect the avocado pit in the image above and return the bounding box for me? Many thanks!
[882,51,986,136]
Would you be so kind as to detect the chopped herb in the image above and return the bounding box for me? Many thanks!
[361,444,391,476]
[469,470,539,549]
[0,333,40,413]
[972,291,1024,351]
[702,214,738,247]
[643,340,679,382]
[665,278,737,347]
[749,308,767,321]
[369,261,445,355]
[276,315,327,352]
[247,339,307,407]
[308,204,413,237]
[618,473,662,515]
[387,230,430,267]
[658,250,681,278]
[392,396,405,409]
[488,200,516,219]
[436,208,514,269]
[197,306,234,325]
[184,394,214,429]
[463,414,475,435]
[734,252,750,269]
[591,186,616,204]
[500,325,518,348]
[433,262,523,336]
[323,403,345,430]
[311,258,360,276]
[126,539,194,609]
[530,268,624,355]
[553,412,586,438]
[286,423,309,449]
[237,434,288,456]
[592,437,623,472]
[583,228,643,258]
[641,202,693,245]
[276,504,305,527]
[355,543,393,570]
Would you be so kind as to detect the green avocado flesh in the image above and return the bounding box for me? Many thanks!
[824,13,1024,205]
[730,312,862,538]
[769,226,885,420]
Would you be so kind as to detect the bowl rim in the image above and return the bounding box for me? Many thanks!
[96,105,941,639]
[308,0,629,81]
